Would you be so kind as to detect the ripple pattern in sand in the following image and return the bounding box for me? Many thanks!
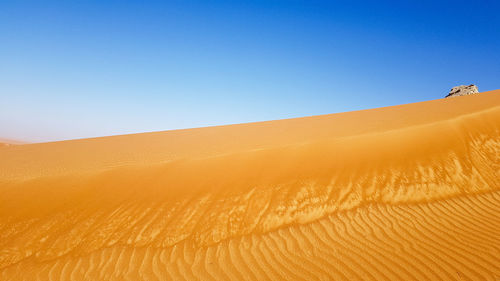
[1,191,499,280]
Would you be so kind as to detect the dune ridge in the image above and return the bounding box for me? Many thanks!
[0,90,499,280]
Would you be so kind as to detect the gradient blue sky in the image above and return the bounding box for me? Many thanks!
[1,0,499,142]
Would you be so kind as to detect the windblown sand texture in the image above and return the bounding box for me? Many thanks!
[1,90,499,280]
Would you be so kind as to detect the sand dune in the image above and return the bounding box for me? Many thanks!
[0,90,499,280]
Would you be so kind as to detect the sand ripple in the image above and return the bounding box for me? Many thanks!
[0,91,499,280]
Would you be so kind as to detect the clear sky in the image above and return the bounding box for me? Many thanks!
[1,0,499,142]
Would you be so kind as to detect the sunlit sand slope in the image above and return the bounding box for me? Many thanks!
[0,90,499,280]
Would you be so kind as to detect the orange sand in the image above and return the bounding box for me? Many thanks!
[0,90,499,280]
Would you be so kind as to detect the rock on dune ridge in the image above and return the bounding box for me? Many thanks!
[0,90,499,280]
[446,84,479,98]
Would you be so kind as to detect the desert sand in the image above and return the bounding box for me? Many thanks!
[0,90,499,280]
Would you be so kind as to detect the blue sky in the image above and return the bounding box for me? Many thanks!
[1,0,499,142]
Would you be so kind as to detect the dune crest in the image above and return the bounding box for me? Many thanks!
[1,90,499,280]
